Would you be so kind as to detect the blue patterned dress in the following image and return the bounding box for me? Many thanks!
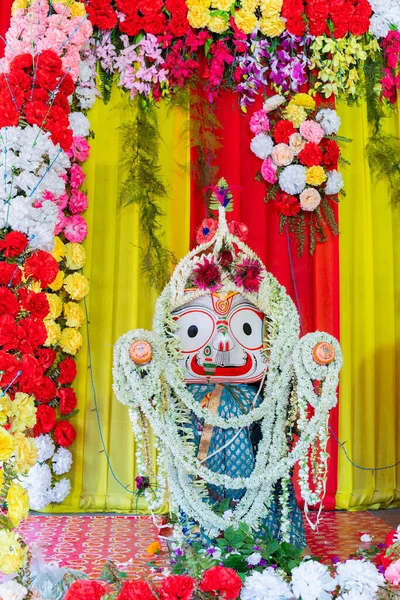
[184,383,306,548]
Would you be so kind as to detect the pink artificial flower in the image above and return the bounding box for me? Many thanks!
[54,209,67,235]
[69,164,86,189]
[67,137,90,162]
[234,257,263,292]
[261,157,277,184]
[55,193,69,210]
[64,215,88,243]
[228,220,248,241]
[250,110,270,135]
[299,121,325,145]
[193,256,222,291]
[42,191,55,202]
[385,559,400,585]
[69,190,88,214]
[196,218,218,245]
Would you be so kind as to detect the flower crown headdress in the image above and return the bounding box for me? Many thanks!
[169,178,268,310]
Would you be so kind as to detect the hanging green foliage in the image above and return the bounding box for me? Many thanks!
[119,99,175,291]
[366,133,400,205]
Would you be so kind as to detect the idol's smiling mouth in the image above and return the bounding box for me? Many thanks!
[189,353,253,377]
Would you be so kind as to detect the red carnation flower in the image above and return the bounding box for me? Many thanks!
[35,348,57,371]
[276,192,301,217]
[0,96,19,128]
[0,262,22,287]
[58,388,78,415]
[298,142,323,167]
[0,351,20,387]
[200,566,243,599]
[0,231,28,257]
[117,580,156,600]
[159,575,196,600]
[193,256,221,291]
[24,250,59,288]
[321,139,340,168]
[19,290,50,319]
[35,50,63,90]
[18,316,47,353]
[0,315,19,351]
[54,420,76,447]
[25,101,48,128]
[234,257,263,292]
[87,0,118,30]
[58,72,75,97]
[35,376,57,404]
[19,354,45,395]
[0,287,19,318]
[10,53,33,72]
[34,404,57,435]
[64,580,106,600]
[218,249,233,268]
[119,13,143,36]
[58,357,77,385]
[274,120,297,145]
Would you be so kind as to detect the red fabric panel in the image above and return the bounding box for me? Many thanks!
[190,90,339,509]
[0,0,12,56]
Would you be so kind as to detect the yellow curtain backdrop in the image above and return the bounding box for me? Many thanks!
[336,103,400,510]
[48,88,190,512]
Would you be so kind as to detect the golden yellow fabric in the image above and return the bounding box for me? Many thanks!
[49,89,190,512]
[336,102,400,510]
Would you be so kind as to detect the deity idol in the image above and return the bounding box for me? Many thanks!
[113,179,342,545]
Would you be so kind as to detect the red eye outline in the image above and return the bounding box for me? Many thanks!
[174,310,215,354]
[229,307,264,351]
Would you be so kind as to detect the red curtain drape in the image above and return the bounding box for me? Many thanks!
[0,0,12,55]
[190,91,340,509]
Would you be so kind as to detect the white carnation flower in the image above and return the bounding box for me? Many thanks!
[335,559,385,598]
[241,568,292,600]
[369,14,390,38]
[69,112,90,138]
[291,560,336,600]
[76,86,98,110]
[338,590,376,600]
[325,170,344,195]
[360,533,373,543]
[29,489,52,511]
[279,164,306,195]
[50,478,71,503]
[78,60,93,83]
[316,109,341,135]
[246,552,262,566]
[0,580,28,600]
[35,435,55,462]
[23,463,52,492]
[52,447,73,475]
[263,94,286,113]
[250,134,274,159]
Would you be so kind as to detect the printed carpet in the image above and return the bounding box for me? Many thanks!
[16,511,394,579]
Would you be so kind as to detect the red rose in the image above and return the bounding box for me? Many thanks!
[19,289,50,319]
[159,575,196,600]
[18,316,47,353]
[35,348,57,371]
[0,287,19,318]
[35,376,57,403]
[0,351,20,388]
[24,250,59,288]
[64,580,106,600]
[58,358,77,385]
[0,262,22,287]
[277,193,301,217]
[34,404,56,435]
[87,0,118,30]
[218,249,234,268]
[274,120,297,145]
[117,581,156,600]
[0,314,19,350]
[298,142,323,167]
[321,139,340,168]
[0,231,28,257]
[54,420,76,447]
[200,566,242,599]
[228,220,248,241]
[58,388,78,415]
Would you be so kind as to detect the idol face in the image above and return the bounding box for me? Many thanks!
[172,292,267,384]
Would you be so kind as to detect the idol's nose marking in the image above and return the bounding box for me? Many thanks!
[212,320,235,353]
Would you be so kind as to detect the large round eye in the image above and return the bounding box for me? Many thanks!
[174,310,215,353]
[229,308,263,350]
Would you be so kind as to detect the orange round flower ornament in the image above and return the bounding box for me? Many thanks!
[129,340,153,365]
[313,342,335,365]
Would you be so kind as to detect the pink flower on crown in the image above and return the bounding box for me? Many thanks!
[64,215,88,243]
[234,257,263,292]
[193,256,222,292]
[196,219,218,245]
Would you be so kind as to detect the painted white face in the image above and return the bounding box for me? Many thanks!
[172,292,267,384]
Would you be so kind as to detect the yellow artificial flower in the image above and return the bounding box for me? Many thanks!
[11,0,26,15]
[46,293,63,320]
[69,1,87,16]
[260,0,282,18]
[188,6,211,28]
[63,302,85,329]
[187,0,210,7]
[28,280,41,294]
[0,530,27,574]
[0,395,12,426]
[211,0,233,9]
[306,166,327,186]
[64,243,86,270]
[44,319,62,347]
[49,270,64,292]
[59,328,83,356]
[64,273,90,301]
[0,468,3,490]
[7,482,29,527]
[241,0,259,11]
[9,393,36,433]
[291,93,316,110]
[209,14,229,33]
[51,236,65,263]
[146,541,162,555]
[284,103,307,127]
[0,427,14,461]
[13,432,38,474]
[234,9,258,33]
[259,16,285,37]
